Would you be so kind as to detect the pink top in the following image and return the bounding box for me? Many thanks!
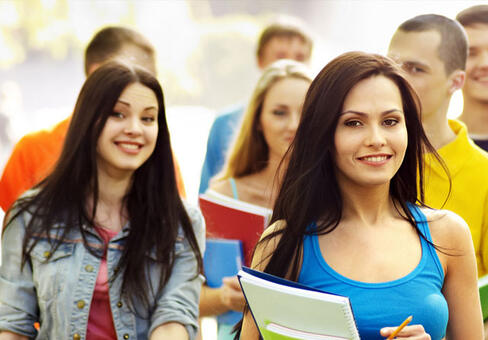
[86,226,119,340]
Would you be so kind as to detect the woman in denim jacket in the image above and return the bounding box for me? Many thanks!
[0,62,205,340]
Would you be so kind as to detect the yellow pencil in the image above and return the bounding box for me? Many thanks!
[387,315,413,339]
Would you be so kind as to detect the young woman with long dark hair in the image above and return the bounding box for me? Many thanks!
[239,52,482,339]
[0,62,204,340]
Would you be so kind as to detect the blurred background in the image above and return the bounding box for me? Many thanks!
[0,0,485,203]
[0,1,486,338]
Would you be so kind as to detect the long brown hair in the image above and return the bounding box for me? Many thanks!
[262,51,447,280]
[6,62,202,316]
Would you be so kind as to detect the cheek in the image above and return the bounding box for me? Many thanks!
[260,115,277,140]
[466,59,476,74]
[394,127,409,156]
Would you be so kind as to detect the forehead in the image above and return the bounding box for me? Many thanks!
[388,30,443,68]
[342,76,403,110]
[263,35,310,54]
[264,77,310,100]
[465,24,488,46]
[117,82,158,108]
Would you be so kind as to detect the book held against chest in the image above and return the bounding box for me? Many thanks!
[238,267,360,340]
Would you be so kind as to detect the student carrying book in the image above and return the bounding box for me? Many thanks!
[200,59,312,339]
[238,52,483,340]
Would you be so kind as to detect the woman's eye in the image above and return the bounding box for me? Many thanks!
[383,119,399,126]
[142,116,155,123]
[111,111,124,119]
[345,120,362,127]
[272,109,287,116]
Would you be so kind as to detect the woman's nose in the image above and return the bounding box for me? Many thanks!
[366,125,386,147]
[124,117,142,136]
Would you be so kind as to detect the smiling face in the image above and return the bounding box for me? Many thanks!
[388,30,451,118]
[463,24,488,103]
[334,75,408,189]
[97,82,159,178]
[259,77,310,161]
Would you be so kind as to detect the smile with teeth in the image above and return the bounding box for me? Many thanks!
[358,155,391,162]
[115,142,142,151]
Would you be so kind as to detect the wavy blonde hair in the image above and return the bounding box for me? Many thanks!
[220,59,312,180]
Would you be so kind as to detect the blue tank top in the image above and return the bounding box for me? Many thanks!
[298,204,448,340]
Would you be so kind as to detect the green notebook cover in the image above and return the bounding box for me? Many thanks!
[479,274,488,321]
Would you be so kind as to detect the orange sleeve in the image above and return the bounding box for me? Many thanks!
[0,120,68,212]
[0,136,39,211]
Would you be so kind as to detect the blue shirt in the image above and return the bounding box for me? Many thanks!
[298,205,448,340]
[199,106,244,194]
[0,201,205,339]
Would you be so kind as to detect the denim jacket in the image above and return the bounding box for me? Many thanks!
[0,202,205,340]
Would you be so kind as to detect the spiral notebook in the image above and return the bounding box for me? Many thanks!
[238,267,360,340]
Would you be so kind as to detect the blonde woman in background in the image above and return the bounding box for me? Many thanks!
[200,59,312,339]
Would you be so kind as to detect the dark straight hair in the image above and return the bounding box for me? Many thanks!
[259,51,444,281]
[233,52,449,339]
[6,61,202,315]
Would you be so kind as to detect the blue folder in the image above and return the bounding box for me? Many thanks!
[203,238,244,324]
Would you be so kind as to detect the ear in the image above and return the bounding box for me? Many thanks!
[87,62,102,76]
[447,70,465,95]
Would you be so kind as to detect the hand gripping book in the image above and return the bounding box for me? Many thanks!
[203,238,244,324]
[237,267,360,340]
[199,191,272,266]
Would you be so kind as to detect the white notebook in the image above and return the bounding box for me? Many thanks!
[238,267,360,340]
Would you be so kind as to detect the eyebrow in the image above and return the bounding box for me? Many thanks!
[116,100,158,111]
[340,109,403,116]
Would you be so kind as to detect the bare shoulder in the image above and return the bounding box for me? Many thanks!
[420,207,472,250]
[252,220,287,271]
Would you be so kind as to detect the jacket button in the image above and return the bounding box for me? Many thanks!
[85,264,94,272]
[117,301,123,308]
[73,333,81,340]
[123,334,129,339]
[77,300,85,309]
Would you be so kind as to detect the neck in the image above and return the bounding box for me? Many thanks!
[421,106,456,150]
[460,98,488,135]
[89,168,133,231]
[340,183,395,226]
[256,152,287,207]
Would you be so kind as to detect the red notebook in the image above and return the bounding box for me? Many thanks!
[199,191,272,266]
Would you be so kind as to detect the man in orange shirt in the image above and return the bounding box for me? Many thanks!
[0,26,185,212]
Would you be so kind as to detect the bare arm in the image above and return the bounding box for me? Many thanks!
[149,322,188,340]
[381,210,484,339]
[0,331,29,340]
[240,221,287,340]
[439,212,484,339]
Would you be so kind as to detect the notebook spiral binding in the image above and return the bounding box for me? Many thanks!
[341,302,361,340]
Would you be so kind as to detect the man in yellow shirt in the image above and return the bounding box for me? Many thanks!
[388,14,488,276]
[457,5,488,152]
